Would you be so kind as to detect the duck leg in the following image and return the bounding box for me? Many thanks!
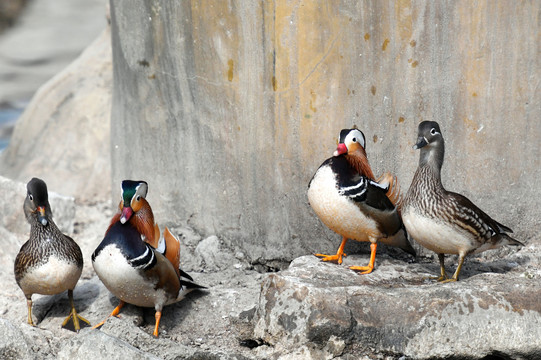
[62,290,90,332]
[92,300,125,329]
[435,253,449,281]
[25,296,35,326]
[350,242,377,274]
[315,236,347,264]
[441,253,465,283]
[153,310,162,337]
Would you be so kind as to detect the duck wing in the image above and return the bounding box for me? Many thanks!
[445,190,523,246]
[338,176,402,236]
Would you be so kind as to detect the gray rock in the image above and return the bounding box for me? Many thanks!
[0,318,32,360]
[0,0,106,105]
[0,25,112,202]
[253,254,541,359]
[57,329,161,360]
[195,235,239,271]
[0,175,75,235]
[0,318,54,360]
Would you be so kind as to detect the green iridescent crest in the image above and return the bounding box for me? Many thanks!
[121,180,148,205]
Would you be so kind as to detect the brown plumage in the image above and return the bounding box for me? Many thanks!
[376,172,402,209]
[107,195,158,248]
[14,178,90,331]
[92,180,205,337]
[163,227,182,278]
[308,128,415,274]
[402,121,524,282]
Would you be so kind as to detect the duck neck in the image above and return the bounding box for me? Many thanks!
[345,148,375,180]
[418,139,445,185]
[30,217,59,240]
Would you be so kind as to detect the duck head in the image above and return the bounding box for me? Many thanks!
[119,180,149,224]
[24,177,52,226]
[413,121,443,150]
[413,121,445,169]
[333,128,366,157]
[333,127,375,179]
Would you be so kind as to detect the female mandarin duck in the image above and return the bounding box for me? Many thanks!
[308,127,416,274]
[14,178,90,331]
[92,180,204,337]
[402,121,523,282]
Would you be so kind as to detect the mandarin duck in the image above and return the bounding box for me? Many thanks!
[92,180,204,337]
[14,178,90,331]
[402,121,523,282]
[307,127,416,274]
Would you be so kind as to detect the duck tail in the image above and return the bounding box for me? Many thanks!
[500,233,524,247]
[377,172,403,210]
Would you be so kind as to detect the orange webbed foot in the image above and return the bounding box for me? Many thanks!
[92,300,125,330]
[314,252,347,264]
[349,243,377,275]
[349,264,374,275]
[315,237,348,265]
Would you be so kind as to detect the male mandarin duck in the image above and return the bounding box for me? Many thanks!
[14,178,90,331]
[92,180,204,337]
[307,127,416,274]
[402,121,523,282]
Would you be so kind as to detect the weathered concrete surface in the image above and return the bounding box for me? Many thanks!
[0,27,112,202]
[108,1,540,265]
[253,254,541,359]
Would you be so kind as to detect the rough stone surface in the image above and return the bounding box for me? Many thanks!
[0,24,112,202]
[108,1,540,265]
[0,177,264,360]
[253,253,541,359]
[0,174,540,358]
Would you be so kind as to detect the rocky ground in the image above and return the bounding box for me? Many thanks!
[1,176,540,359]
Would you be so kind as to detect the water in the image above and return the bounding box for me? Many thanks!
[0,105,23,152]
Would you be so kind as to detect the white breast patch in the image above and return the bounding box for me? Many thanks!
[19,256,81,296]
[402,208,475,255]
[308,166,379,242]
[93,244,179,309]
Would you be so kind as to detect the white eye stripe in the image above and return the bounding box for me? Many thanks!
[345,129,365,148]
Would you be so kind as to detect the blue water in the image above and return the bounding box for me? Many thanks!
[0,107,23,152]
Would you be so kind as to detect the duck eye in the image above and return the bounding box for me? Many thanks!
[430,128,437,135]
[136,195,141,201]
[28,194,33,201]
[352,137,357,143]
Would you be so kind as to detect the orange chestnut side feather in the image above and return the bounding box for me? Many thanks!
[343,143,402,209]
[107,199,159,248]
